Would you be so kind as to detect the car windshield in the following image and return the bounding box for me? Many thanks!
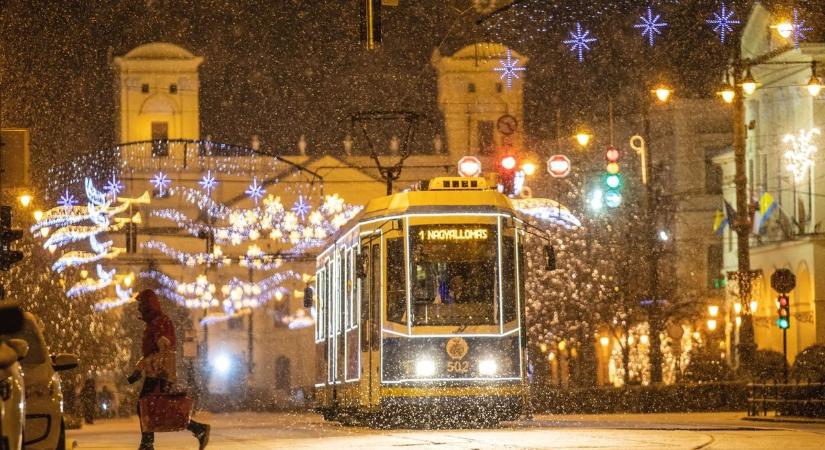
[408,224,498,326]
[3,319,46,365]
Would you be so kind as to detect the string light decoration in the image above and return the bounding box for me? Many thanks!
[790,8,813,49]
[150,171,172,195]
[564,22,597,62]
[245,176,266,204]
[291,195,311,221]
[635,7,667,47]
[199,170,218,194]
[706,3,740,43]
[783,128,821,182]
[57,189,78,210]
[493,49,526,89]
[104,175,124,197]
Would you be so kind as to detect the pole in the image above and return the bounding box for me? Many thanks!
[732,55,756,365]
[782,328,788,383]
[643,110,663,384]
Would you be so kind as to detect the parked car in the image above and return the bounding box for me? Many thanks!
[8,313,78,450]
[0,305,26,450]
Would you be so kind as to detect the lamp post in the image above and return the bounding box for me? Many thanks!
[717,36,812,364]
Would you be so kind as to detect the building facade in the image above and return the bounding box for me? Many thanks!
[716,4,825,363]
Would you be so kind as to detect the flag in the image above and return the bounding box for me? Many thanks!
[759,192,777,223]
[712,209,728,235]
[724,200,736,225]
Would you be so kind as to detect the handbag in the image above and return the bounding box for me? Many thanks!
[139,391,194,432]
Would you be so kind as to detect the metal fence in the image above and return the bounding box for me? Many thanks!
[747,381,825,418]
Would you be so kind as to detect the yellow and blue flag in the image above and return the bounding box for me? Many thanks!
[712,209,727,235]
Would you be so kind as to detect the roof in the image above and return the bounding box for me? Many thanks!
[122,42,197,60]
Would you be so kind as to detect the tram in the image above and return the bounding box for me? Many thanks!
[308,176,541,426]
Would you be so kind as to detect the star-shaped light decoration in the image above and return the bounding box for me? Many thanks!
[199,170,218,194]
[104,175,124,197]
[635,7,667,47]
[57,189,78,210]
[150,171,172,195]
[790,8,813,49]
[783,128,821,182]
[291,195,311,221]
[707,3,741,43]
[493,49,526,89]
[564,23,597,63]
[245,177,266,204]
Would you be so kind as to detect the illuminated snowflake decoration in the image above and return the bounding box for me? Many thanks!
[103,175,124,197]
[245,177,266,204]
[783,128,820,182]
[199,170,218,194]
[564,23,597,62]
[790,8,813,49]
[635,7,667,47]
[150,171,172,194]
[57,189,78,210]
[493,49,526,89]
[706,3,740,43]
[291,195,311,221]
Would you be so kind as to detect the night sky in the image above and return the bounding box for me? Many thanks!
[1,0,822,188]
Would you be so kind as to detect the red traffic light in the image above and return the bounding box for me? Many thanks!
[606,145,620,162]
[501,155,517,171]
[777,295,789,308]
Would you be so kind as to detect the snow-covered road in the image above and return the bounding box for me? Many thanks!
[66,411,825,449]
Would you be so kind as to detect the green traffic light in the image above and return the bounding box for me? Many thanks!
[605,173,622,189]
[777,318,790,329]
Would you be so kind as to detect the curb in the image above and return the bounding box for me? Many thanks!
[743,416,825,425]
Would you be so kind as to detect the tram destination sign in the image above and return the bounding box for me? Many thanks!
[417,227,489,242]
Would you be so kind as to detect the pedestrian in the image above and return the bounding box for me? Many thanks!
[80,377,97,424]
[127,289,210,450]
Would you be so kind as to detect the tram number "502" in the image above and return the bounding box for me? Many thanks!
[447,361,469,373]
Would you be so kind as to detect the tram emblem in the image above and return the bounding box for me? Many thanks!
[446,337,469,360]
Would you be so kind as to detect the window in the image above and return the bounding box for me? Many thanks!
[169,83,178,94]
[151,122,169,157]
[707,243,724,289]
[274,356,291,391]
[501,236,517,323]
[141,83,149,93]
[478,121,495,155]
[704,148,724,195]
[467,83,476,93]
[228,316,244,330]
[386,238,406,324]
[408,224,497,326]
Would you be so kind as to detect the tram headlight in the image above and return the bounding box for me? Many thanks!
[478,359,498,376]
[415,358,436,377]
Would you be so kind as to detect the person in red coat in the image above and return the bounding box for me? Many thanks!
[128,289,210,450]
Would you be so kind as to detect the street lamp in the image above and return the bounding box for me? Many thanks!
[807,63,822,97]
[521,161,537,176]
[773,21,794,39]
[718,81,736,104]
[574,129,592,147]
[18,194,32,208]
[652,84,673,103]
[741,69,758,96]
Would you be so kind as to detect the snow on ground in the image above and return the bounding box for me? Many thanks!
[66,411,825,449]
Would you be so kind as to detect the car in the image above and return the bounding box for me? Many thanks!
[8,313,78,450]
[0,305,26,450]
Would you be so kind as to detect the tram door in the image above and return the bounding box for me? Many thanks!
[361,238,382,406]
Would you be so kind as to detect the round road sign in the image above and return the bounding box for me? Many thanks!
[547,154,572,178]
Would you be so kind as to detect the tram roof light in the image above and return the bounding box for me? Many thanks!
[478,359,498,376]
[415,358,436,377]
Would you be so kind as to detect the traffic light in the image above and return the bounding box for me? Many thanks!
[602,145,623,208]
[0,206,24,271]
[497,154,518,196]
[776,294,790,330]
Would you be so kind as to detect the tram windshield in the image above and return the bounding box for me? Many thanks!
[405,224,498,326]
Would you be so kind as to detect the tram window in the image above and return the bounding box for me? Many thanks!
[409,224,497,326]
[501,237,517,323]
[386,238,406,324]
[370,244,380,349]
[343,249,349,329]
[349,248,357,328]
[360,245,369,326]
